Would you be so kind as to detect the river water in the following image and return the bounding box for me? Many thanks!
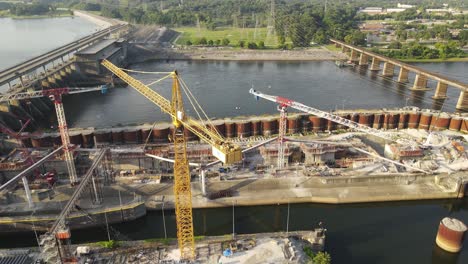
[0,17,99,71]
[62,60,468,128]
[1,18,468,264]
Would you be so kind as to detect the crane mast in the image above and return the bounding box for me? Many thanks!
[101,59,242,260]
[0,86,107,184]
[277,105,287,169]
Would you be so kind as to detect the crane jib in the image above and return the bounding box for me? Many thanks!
[276,96,293,107]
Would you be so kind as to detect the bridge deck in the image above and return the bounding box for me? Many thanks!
[330,39,468,92]
[0,24,126,87]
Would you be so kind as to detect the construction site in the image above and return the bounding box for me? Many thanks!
[0,12,467,264]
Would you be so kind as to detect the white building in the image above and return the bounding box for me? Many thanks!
[397,3,415,9]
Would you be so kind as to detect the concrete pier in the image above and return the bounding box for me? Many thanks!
[370,57,380,71]
[359,53,368,66]
[412,74,430,91]
[456,91,468,111]
[397,68,409,83]
[331,38,468,110]
[433,82,448,99]
[350,50,359,62]
[382,62,395,77]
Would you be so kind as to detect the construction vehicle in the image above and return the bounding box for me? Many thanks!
[0,86,110,185]
[101,59,242,260]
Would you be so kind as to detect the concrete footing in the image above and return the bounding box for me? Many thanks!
[397,68,409,83]
[370,57,380,71]
[411,74,430,91]
[433,82,448,99]
[456,91,468,111]
[382,62,394,77]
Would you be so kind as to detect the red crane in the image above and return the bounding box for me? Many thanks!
[0,86,109,184]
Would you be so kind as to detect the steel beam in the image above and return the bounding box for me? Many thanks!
[0,146,63,192]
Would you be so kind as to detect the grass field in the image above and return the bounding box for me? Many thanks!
[174,26,279,47]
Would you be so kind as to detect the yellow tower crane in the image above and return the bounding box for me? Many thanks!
[101,60,242,260]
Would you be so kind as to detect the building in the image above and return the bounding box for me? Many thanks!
[359,7,384,15]
[259,144,292,166]
[386,8,407,13]
[75,38,128,76]
[384,144,424,160]
[300,143,337,165]
[397,3,415,9]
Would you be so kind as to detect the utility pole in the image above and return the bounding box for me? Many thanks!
[266,0,276,45]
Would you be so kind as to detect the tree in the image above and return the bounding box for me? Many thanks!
[247,42,257,49]
[258,41,265,49]
[199,37,208,45]
[313,29,328,44]
[186,40,192,46]
[312,252,331,264]
[237,40,245,48]
[215,39,221,46]
[344,30,367,46]
[221,38,230,46]
[388,41,402,49]
[207,39,214,46]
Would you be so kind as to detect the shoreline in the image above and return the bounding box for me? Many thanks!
[129,45,348,62]
[73,10,119,28]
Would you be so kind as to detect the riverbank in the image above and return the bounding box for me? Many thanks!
[0,11,72,19]
[73,10,123,28]
[400,57,468,63]
[136,172,468,210]
[128,44,348,62]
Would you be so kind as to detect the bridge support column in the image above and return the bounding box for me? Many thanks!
[382,62,395,77]
[370,57,380,71]
[397,68,409,83]
[411,74,430,91]
[342,46,349,53]
[432,82,448,99]
[350,50,359,62]
[335,42,340,48]
[359,54,368,66]
[456,90,468,111]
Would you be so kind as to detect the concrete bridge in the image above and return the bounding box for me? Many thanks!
[0,24,127,92]
[330,39,468,112]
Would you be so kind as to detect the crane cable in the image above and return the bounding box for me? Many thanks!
[119,67,172,75]
[177,76,224,139]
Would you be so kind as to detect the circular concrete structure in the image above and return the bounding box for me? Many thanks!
[214,123,226,137]
[435,217,467,253]
[287,116,300,134]
[262,119,277,136]
[358,113,373,127]
[184,128,198,141]
[309,116,324,132]
[236,121,252,138]
[111,130,124,145]
[431,114,451,131]
[408,112,421,129]
[123,130,138,144]
[140,128,152,143]
[418,113,432,130]
[398,113,409,129]
[69,134,83,146]
[152,126,170,143]
[225,122,236,138]
[94,131,112,145]
[81,132,94,148]
[251,120,261,136]
[448,117,462,131]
